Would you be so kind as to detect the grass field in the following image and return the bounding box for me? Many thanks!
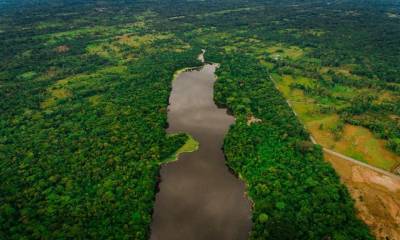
[266,44,305,60]
[272,65,400,171]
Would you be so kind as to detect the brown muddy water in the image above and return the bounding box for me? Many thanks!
[150,61,252,240]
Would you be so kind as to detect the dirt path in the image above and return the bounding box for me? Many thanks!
[323,148,400,181]
[271,73,399,178]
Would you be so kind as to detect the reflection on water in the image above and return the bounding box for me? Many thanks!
[150,62,252,240]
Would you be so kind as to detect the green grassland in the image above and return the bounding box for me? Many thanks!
[263,44,400,171]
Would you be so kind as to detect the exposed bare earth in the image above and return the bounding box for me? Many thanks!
[325,152,400,240]
[246,115,262,126]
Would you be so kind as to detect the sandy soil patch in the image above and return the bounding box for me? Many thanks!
[55,45,70,53]
[325,153,400,240]
[247,115,262,125]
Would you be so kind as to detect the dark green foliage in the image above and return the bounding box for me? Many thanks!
[2,0,398,238]
[211,53,373,239]
[0,1,202,238]
[0,51,200,239]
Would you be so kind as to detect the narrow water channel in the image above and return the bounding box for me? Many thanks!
[150,54,252,240]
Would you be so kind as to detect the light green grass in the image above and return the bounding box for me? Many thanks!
[18,71,37,80]
[266,44,305,60]
[173,67,194,80]
[162,134,199,163]
[35,21,63,30]
[196,7,258,18]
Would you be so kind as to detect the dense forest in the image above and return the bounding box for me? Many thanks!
[1,0,399,239]
[210,52,372,239]
[0,2,202,238]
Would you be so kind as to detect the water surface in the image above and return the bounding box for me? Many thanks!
[150,62,252,240]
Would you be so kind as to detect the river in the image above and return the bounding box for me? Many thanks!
[150,53,252,240]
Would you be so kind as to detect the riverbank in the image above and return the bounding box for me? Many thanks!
[161,134,199,164]
[150,55,252,239]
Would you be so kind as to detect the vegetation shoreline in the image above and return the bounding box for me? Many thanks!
[160,133,199,164]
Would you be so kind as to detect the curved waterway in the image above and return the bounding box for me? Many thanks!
[150,55,252,240]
